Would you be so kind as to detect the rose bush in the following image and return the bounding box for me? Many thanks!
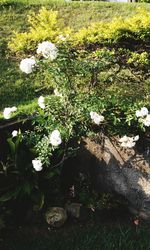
[0,8,150,217]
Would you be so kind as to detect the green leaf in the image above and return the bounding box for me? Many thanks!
[0,188,20,202]
[32,189,45,211]
[7,138,16,155]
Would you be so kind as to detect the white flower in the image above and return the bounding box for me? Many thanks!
[54,89,63,97]
[136,110,142,118]
[3,106,17,119]
[118,135,128,143]
[12,130,18,137]
[121,140,136,148]
[136,107,148,118]
[32,159,43,171]
[20,57,36,74]
[142,114,150,127]
[141,107,148,117]
[38,96,45,109]
[118,135,139,148]
[11,106,17,112]
[49,130,62,147]
[134,135,139,141]
[37,41,58,60]
[90,111,104,125]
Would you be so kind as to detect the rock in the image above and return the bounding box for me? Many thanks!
[65,203,82,218]
[45,207,67,227]
[77,134,150,220]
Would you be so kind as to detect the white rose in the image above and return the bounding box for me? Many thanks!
[119,135,128,143]
[20,57,36,74]
[136,110,142,118]
[38,96,45,109]
[49,130,62,147]
[12,130,18,137]
[11,106,17,112]
[32,159,43,171]
[90,111,104,125]
[3,106,17,119]
[119,135,139,148]
[3,108,12,119]
[143,114,150,127]
[125,141,136,148]
[37,41,58,60]
[136,107,148,118]
[140,107,148,117]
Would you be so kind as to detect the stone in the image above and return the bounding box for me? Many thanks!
[45,207,67,227]
[77,134,150,220]
[65,203,82,218]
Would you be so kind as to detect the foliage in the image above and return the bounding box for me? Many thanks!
[8,7,72,54]
[72,8,150,47]
[8,8,150,54]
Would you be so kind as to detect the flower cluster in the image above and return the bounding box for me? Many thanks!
[31,130,62,171]
[20,57,36,74]
[3,106,17,119]
[49,130,62,147]
[136,107,150,127]
[37,41,58,60]
[19,41,58,75]
[90,111,104,125]
[119,135,139,148]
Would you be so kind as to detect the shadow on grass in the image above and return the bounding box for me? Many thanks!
[1,222,150,250]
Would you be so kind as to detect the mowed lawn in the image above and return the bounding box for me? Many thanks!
[0,0,150,119]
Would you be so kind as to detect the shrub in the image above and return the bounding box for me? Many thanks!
[8,7,72,54]
[73,8,150,47]
[9,8,150,54]
[1,7,150,218]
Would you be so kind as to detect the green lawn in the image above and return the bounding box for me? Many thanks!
[0,0,150,119]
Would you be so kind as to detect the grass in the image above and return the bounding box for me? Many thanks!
[0,0,150,120]
[1,223,150,250]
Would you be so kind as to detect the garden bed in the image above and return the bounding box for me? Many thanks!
[0,1,150,248]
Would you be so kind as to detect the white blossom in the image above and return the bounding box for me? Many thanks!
[134,135,139,141]
[38,96,45,109]
[90,111,104,125]
[118,135,128,143]
[136,110,142,118]
[49,130,62,147]
[136,107,148,118]
[3,106,17,119]
[11,106,17,112]
[119,135,139,148]
[142,114,150,127]
[12,130,18,137]
[54,89,63,97]
[32,159,43,171]
[20,57,36,74]
[37,41,58,60]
